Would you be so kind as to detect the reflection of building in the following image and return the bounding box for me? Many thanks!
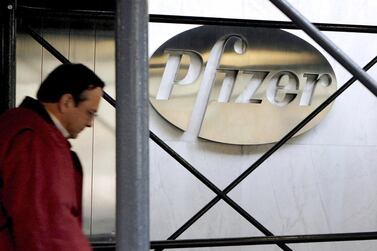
[2,0,377,250]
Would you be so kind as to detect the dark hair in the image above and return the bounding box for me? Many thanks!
[37,63,105,104]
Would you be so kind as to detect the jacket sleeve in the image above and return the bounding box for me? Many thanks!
[2,129,92,251]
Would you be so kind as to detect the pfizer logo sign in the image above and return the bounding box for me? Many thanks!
[149,26,336,145]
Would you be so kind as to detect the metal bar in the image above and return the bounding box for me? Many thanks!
[150,131,293,251]
[150,14,377,34]
[115,0,149,250]
[17,6,377,34]
[162,55,377,245]
[90,231,377,249]
[151,231,377,249]
[270,0,377,97]
[92,246,115,251]
[24,25,116,107]
[0,0,16,114]
[18,5,115,19]
[24,25,70,64]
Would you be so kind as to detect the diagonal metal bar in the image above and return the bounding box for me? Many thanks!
[270,0,377,97]
[24,25,116,107]
[25,25,292,250]
[24,25,70,64]
[150,131,293,251]
[161,55,377,246]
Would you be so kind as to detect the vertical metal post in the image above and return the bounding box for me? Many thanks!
[270,0,377,97]
[116,0,149,250]
[0,0,16,114]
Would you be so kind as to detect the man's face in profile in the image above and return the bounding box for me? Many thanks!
[64,87,103,138]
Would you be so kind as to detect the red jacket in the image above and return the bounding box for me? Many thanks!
[0,97,92,251]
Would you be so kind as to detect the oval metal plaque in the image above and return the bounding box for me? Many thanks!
[149,26,337,145]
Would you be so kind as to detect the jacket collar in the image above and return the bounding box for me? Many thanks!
[19,97,55,126]
[19,97,73,150]
[19,97,80,170]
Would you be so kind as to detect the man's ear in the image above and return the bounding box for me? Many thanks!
[58,94,74,113]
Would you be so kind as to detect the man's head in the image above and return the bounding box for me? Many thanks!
[37,64,105,138]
